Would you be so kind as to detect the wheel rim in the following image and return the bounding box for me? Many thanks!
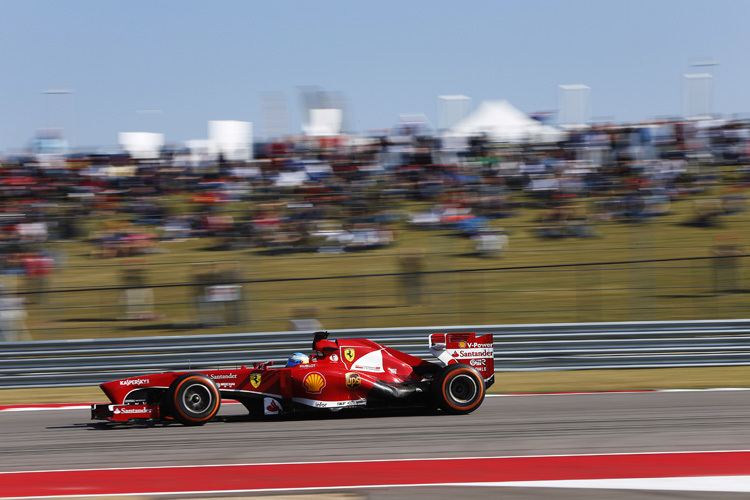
[182,383,213,414]
[448,373,478,404]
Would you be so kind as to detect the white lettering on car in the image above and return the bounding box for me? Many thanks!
[466,342,493,349]
[447,348,493,358]
[119,379,149,386]
[114,406,150,415]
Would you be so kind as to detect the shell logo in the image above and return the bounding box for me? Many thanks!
[458,341,467,348]
[303,372,326,394]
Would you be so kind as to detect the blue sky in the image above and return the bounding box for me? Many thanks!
[1,0,748,150]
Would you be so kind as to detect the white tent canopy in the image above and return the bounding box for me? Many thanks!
[442,100,565,143]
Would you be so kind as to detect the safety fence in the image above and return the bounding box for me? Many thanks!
[4,251,750,341]
[2,319,750,388]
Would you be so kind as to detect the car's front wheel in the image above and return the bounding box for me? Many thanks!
[432,364,485,415]
[166,373,221,426]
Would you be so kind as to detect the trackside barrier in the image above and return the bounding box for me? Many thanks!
[1,319,750,388]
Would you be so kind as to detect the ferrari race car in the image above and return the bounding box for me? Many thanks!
[91,331,494,426]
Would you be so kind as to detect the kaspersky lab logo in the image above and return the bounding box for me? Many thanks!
[119,379,149,386]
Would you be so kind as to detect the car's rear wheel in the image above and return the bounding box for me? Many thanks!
[432,364,485,415]
[166,373,221,426]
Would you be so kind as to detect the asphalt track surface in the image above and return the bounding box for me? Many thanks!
[1,391,749,499]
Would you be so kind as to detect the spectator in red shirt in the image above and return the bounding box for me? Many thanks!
[22,252,53,305]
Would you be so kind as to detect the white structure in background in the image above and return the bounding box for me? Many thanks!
[683,73,714,118]
[558,84,590,128]
[442,100,564,143]
[118,132,165,160]
[299,87,350,136]
[209,120,253,161]
[184,139,212,169]
[438,95,472,131]
[303,109,343,137]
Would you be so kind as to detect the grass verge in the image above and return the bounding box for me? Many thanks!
[14,188,750,340]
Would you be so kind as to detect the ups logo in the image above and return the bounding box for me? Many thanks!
[250,374,262,389]
[343,348,356,363]
[345,372,361,389]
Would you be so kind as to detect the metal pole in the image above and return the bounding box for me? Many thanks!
[42,88,73,149]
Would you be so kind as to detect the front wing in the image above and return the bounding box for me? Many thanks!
[91,403,161,422]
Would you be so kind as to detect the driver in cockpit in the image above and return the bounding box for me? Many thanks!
[285,352,310,367]
[284,332,339,367]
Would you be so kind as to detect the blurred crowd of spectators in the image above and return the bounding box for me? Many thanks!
[0,116,746,337]
[0,117,747,271]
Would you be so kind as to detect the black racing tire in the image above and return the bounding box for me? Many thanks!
[431,363,485,415]
[166,373,221,426]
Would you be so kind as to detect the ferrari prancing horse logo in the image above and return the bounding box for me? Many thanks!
[250,373,262,389]
[343,348,355,363]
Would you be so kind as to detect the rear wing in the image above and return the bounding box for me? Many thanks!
[429,332,494,382]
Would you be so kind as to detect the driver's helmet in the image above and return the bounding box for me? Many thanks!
[286,352,310,367]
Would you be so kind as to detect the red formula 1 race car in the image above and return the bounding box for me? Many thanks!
[91,331,494,425]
